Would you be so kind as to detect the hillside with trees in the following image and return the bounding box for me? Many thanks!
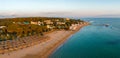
[0,17,84,41]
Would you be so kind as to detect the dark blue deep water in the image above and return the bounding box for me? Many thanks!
[49,18,120,58]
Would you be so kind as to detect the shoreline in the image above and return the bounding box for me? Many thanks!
[46,23,89,58]
[23,22,89,58]
[0,22,89,58]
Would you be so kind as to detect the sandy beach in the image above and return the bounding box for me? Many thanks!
[0,23,89,58]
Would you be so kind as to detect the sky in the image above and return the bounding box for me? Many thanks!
[0,0,120,18]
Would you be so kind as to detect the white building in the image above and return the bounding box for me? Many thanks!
[31,21,38,25]
[69,24,78,31]
[44,20,53,25]
[66,18,70,20]
[38,21,44,26]
[57,22,65,25]
[47,25,53,29]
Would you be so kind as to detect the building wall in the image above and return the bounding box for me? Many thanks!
[31,21,38,25]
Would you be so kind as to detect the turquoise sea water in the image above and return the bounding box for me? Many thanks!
[49,18,120,58]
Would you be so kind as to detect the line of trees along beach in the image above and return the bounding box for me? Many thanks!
[0,17,84,41]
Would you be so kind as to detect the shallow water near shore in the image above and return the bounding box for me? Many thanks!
[49,18,120,58]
